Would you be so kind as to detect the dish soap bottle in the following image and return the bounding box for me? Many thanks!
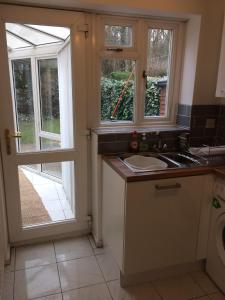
[139,133,149,152]
[129,131,139,153]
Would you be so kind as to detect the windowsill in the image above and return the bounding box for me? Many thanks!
[92,125,190,135]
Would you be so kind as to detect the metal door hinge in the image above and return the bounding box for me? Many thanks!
[77,24,89,39]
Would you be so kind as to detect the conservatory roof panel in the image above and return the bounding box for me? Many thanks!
[27,25,70,40]
[6,23,70,49]
[7,32,32,49]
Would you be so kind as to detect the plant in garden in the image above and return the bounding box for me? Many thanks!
[145,77,161,117]
[101,76,161,121]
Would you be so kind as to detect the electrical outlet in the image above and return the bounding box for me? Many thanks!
[205,118,216,129]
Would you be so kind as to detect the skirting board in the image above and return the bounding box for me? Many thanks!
[120,260,205,287]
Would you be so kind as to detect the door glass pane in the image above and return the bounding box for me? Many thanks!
[101,59,136,122]
[11,59,37,152]
[6,23,74,153]
[42,162,62,178]
[18,161,75,227]
[105,25,132,47]
[144,28,172,117]
[38,58,60,134]
[40,137,60,151]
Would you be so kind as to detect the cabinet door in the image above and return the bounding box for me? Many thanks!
[124,176,203,274]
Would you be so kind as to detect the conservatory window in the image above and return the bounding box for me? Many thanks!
[104,25,133,48]
[38,58,60,135]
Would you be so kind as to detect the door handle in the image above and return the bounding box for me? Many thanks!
[4,129,22,155]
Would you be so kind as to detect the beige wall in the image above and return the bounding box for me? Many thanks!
[2,0,225,104]
[193,1,225,104]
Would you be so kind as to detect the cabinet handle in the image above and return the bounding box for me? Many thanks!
[155,183,181,191]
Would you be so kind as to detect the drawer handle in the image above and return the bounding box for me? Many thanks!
[155,183,181,191]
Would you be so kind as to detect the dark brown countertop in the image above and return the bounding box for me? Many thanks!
[103,156,225,182]
[213,167,225,178]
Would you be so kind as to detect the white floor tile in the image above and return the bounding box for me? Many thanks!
[47,210,66,222]
[88,236,109,254]
[55,184,67,201]
[4,247,15,272]
[16,242,56,270]
[14,264,61,300]
[93,247,107,255]
[63,209,75,219]
[153,274,204,300]
[58,256,104,292]
[34,184,59,201]
[60,198,72,210]
[63,283,111,300]
[34,294,63,300]
[2,271,14,300]
[88,235,97,249]
[107,280,162,300]
[54,237,93,262]
[32,173,56,185]
[190,271,219,294]
[96,253,120,281]
[42,199,62,211]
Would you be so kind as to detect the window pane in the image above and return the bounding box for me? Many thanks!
[12,59,37,152]
[105,25,132,47]
[101,59,135,122]
[38,58,60,134]
[145,29,172,117]
[40,137,60,151]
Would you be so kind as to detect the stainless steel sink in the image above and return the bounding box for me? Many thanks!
[119,151,209,172]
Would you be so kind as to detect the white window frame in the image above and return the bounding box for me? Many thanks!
[93,15,185,128]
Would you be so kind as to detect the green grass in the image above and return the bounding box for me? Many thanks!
[19,118,60,144]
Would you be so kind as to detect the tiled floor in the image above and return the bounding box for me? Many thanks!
[3,235,225,300]
[21,168,74,223]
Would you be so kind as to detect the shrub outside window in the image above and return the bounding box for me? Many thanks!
[101,59,136,122]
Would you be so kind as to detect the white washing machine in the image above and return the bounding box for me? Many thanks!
[206,177,225,293]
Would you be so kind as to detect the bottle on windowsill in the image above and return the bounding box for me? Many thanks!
[139,133,149,152]
[129,131,139,153]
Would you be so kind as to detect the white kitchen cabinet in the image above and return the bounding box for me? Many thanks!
[102,161,213,276]
[216,16,225,97]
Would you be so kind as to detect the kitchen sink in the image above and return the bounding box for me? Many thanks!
[123,155,168,172]
[119,151,210,172]
[119,153,181,172]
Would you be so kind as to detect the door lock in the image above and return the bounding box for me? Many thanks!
[4,129,22,155]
